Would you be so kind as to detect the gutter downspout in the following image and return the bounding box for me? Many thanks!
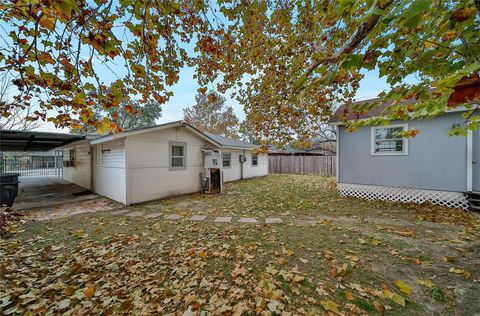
[467,130,473,192]
[241,149,245,179]
[335,126,340,183]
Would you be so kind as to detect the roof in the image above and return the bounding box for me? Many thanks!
[329,97,395,123]
[0,130,86,152]
[92,121,254,149]
[203,132,254,149]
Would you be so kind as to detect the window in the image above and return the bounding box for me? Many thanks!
[252,155,258,166]
[371,124,408,155]
[222,152,231,167]
[169,142,186,169]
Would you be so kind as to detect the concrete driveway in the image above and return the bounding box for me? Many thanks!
[14,176,97,209]
[12,176,122,220]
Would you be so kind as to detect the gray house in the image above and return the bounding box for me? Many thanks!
[330,99,479,211]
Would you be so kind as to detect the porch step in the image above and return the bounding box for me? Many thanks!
[466,192,480,212]
[469,204,480,212]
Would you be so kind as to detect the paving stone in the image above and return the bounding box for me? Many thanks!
[214,216,232,223]
[265,217,283,224]
[190,215,207,221]
[165,214,182,220]
[145,212,163,219]
[125,211,145,217]
[238,217,257,223]
[111,209,131,215]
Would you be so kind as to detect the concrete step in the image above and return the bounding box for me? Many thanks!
[469,204,480,212]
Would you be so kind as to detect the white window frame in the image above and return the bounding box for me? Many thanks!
[222,152,231,168]
[169,141,187,170]
[371,124,408,156]
[251,154,258,166]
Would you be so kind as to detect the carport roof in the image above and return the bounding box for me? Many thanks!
[0,130,86,152]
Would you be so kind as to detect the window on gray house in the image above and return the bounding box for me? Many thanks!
[170,142,186,169]
[222,152,231,167]
[372,124,408,155]
[252,155,258,166]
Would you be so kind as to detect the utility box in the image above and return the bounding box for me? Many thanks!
[203,150,222,169]
[201,149,223,194]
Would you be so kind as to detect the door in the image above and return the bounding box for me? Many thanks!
[210,168,221,194]
[473,129,480,192]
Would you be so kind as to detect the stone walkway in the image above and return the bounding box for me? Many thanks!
[115,210,283,225]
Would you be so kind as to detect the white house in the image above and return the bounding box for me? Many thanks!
[60,121,268,205]
[330,98,479,211]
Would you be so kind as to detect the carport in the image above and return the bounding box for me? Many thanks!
[0,130,96,210]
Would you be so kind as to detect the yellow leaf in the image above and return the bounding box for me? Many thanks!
[383,289,405,306]
[320,300,340,315]
[416,279,435,288]
[84,286,95,299]
[199,250,207,259]
[395,280,412,295]
[346,291,354,301]
[449,267,464,274]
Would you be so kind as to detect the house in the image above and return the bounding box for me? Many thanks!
[59,121,268,205]
[330,98,479,211]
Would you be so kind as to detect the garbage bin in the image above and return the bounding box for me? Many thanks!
[0,173,20,207]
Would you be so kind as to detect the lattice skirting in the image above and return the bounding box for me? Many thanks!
[337,183,469,210]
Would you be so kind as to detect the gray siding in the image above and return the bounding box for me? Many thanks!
[474,129,480,191]
[338,112,468,192]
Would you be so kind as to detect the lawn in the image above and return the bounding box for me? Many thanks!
[1,174,479,315]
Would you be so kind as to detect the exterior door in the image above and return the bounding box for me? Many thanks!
[473,129,480,192]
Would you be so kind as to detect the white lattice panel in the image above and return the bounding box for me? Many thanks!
[337,183,469,210]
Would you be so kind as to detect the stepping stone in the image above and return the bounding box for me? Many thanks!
[145,212,163,219]
[214,216,232,223]
[190,215,207,221]
[238,217,257,223]
[165,214,182,220]
[265,217,283,224]
[111,209,131,215]
[125,211,144,217]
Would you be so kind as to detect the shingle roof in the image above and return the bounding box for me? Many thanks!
[203,132,254,149]
[329,97,395,123]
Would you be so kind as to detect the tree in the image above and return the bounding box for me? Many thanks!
[73,99,162,133]
[194,0,480,140]
[0,73,39,130]
[1,1,479,141]
[183,91,239,139]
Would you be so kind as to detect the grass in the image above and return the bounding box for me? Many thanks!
[1,174,479,315]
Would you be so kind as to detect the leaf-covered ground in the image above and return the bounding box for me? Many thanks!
[1,174,480,315]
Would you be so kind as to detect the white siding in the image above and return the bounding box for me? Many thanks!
[126,126,219,204]
[222,149,242,182]
[222,149,268,182]
[62,142,91,189]
[94,139,126,204]
[243,152,269,179]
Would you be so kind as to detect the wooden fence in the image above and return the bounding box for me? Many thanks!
[268,155,336,176]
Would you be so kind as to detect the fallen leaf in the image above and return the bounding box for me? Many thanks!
[320,300,340,314]
[383,289,405,306]
[395,280,412,295]
[84,286,95,299]
[449,267,465,274]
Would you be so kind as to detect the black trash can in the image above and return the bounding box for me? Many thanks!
[0,173,20,207]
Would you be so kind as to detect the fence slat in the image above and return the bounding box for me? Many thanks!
[268,155,335,176]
